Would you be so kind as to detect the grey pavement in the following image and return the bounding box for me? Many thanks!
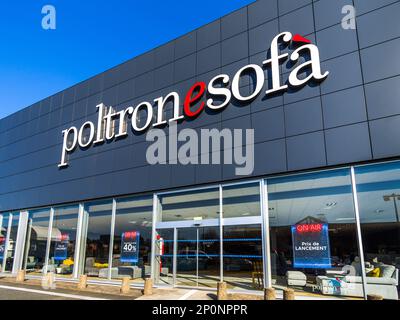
[0,281,135,300]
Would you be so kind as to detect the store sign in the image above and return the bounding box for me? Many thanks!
[58,31,329,167]
[54,233,69,261]
[291,223,331,269]
[0,236,5,261]
[120,231,140,263]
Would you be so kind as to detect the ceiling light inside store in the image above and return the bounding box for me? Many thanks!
[336,217,355,221]
[323,202,337,210]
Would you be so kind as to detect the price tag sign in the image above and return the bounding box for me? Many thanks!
[121,231,140,263]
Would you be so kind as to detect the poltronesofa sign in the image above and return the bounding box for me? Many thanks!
[58,31,329,167]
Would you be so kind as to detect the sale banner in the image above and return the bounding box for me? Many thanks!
[54,233,69,261]
[120,231,140,263]
[0,236,5,261]
[291,222,331,269]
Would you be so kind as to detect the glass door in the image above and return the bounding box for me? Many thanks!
[175,226,220,288]
[154,228,174,285]
[176,227,198,286]
[154,224,221,288]
[197,226,220,288]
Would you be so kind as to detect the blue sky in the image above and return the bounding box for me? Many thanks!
[0,0,253,120]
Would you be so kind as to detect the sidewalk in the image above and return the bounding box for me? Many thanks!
[136,288,214,300]
[0,276,352,300]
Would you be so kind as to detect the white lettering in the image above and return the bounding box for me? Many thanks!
[232,64,264,101]
[207,74,231,110]
[58,127,78,167]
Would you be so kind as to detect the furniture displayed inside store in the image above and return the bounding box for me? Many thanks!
[317,264,399,300]
[286,271,307,287]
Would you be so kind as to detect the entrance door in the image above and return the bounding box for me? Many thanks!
[175,226,220,288]
[176,227,197,286]
[155,225,220,288]
[154,228,174,285]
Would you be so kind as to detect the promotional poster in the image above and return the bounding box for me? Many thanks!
[120,231,140,263]
[291,222,332,269]
[54,233,69,261]
[0,236,5,261]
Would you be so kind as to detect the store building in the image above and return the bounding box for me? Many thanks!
[0,0,400,299]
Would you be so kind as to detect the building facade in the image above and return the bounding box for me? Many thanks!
[0,0,400,299]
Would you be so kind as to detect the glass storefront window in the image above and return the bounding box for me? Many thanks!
[23,209,51,275]
[223,224,262,290]
[0,213,10,271]
[81,201,113,279]
[48,205,79,277]
[267,169,363,299]
[222,182,261,218]
[159,188,220,222]
[5,213,19,272]
[355,161,400,300]
[111,196,153,283]
[2,160,398,299]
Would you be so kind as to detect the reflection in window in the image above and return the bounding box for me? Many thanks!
[355,161,400,300]
[159,188,220,222]
[267,169,363,299]
[222,182,260,218]
[48,206,79,277]
[23,209,51,275]
[82,201,112,279]
[111,196,153,283]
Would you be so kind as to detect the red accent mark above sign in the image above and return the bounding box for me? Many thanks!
[292,34,311,44]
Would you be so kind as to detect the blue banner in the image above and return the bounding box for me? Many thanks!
[0,236,5,261]
[291,223,331,269]
[54,233,69,261]
[120,231,140,263]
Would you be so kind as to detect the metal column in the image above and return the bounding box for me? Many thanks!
[350,166,368,300]
[107,199,117,279]
[219,184,223,282]
[43,207,55,274]
[260,179,272,289]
